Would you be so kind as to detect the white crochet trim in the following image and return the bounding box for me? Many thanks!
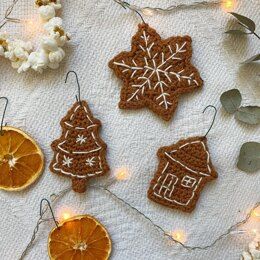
[0,0,70,73]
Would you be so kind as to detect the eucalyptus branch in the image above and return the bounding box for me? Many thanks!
[226,12,260,63]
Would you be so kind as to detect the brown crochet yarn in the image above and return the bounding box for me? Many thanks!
[109,23,203,121]
[147,136,217,213]
[50,101,109,193]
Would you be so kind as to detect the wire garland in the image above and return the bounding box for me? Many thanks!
[19,183,259,259]
[113,0,223,15]
[0,0,225,30]
[0,0,21,29]
[94,185,259,251]
[19,187,71,260]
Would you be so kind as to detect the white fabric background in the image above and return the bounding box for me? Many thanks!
[0,0,259,259]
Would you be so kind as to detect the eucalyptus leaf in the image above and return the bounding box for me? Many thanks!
[225,30,247,35]
[220,89,242,114]
[230,12,256,32]
[237,142,260,173]
[235,106,260,125]
[242,54,260,64]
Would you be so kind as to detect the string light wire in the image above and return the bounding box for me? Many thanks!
[20,183,259,259]
[19,187,71,260]
[1,0,226,30]
[93,185,260,251]
[113,0,223,15]
[0,0,21,29]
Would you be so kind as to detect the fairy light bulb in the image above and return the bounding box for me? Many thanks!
[252,229,258,235]
[170,230,187,243]
[23,16,44,39]
[251,208,260,218]
[222,0,236,12]
[115,167,130,181]
[141,8,155,16]
[57,207,74,222]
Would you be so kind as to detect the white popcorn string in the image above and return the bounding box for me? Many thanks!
[0,97,8,135]
[0,0,70,73]
[19,183,259,259]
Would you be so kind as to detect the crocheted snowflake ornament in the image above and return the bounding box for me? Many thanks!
[109,23,203,121]
[148,136,217,213]
[50,101,109,193]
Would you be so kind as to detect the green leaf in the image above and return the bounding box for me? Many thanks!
[242,53,260,64]
[229,12,256,32]
[220,89,242,114]
[225,30,247,35]
[235,106,260,125]
[237,142,260,173]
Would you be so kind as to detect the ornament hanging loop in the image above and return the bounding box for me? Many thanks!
[0,97,8,136]
[40,198,59,228]
[203,105,217,137]
[65,71,82,106]
[115,0,147,24]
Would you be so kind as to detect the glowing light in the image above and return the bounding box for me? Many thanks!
[22,16,44,39]
[222,0,236,12]
[57,207,74,222]
[252,229,258,235]
[251,208,260,218]
[115,167,130,181]
[141,8,155,16]
[170,230,187,244]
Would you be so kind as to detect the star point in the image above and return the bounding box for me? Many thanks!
[109,23,203,121]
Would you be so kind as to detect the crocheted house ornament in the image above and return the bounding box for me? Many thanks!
[148,136,217,213]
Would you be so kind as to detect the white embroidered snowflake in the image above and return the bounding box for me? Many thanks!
[110,24,203,121]
[85,157,96,167]
[76,134,87,145]
[62,155,73,167]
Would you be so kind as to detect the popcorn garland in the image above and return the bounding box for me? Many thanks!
[241,233,260,260]
[0,0,70,73]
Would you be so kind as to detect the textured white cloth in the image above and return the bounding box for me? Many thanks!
[0,0,259,259]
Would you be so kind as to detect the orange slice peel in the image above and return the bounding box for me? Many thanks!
[48,215,112,260]
[0,126,44,191]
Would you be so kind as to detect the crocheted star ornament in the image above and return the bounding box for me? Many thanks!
[109,23,203,121]
[50,101,109,193]
[148,136,217,213]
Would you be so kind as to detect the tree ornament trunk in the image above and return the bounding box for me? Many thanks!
[72,178,87,193]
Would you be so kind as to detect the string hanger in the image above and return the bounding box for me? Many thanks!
[40,199,59,229]
[0,97,8,136]
[203,105,217,137]
[65,71,82,106]
[115,0,147,25]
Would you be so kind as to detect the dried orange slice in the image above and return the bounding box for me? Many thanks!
[48,215,112,260]
[0,126,44,191]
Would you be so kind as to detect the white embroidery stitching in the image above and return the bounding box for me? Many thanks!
[76,134,87,144]
[62,155,73,168]
[152,140,212,206]
[181,175,197,188]
[113,29,199,110]
[85,157,96,167]
[53,104,104,179]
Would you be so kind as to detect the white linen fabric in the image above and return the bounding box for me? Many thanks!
[0,0,259,259]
